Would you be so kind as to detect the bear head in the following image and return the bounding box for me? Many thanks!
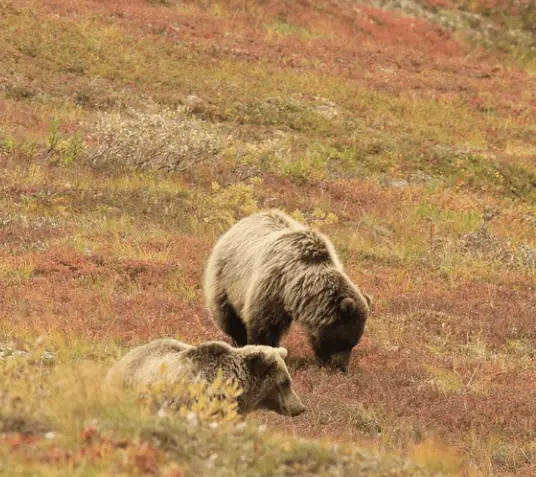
[192,342,305,417]
[309,286,372,373]
[239,345,305,417]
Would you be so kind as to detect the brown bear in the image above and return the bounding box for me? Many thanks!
[203,209,372,373]
[105,338,305,416]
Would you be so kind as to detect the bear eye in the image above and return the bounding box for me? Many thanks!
[278,378,291,390]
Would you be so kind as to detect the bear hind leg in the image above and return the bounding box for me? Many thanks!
[214,296,248,347]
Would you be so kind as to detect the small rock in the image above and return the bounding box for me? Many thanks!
[184,95,204,112]
[40,351,55,364]
[382,178,409,188]
[186,412,198,427]
[312,103,341,120]
[266,96,282,105]
[207,454,218,467]
[235,422,247,431]
[409,171,435,185]
[372,225,393,237]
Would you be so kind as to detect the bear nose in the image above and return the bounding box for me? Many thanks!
[327,350,351,373]
[286,390,306,417]
[290,403,306,416]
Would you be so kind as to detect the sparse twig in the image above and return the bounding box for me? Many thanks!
[86,109,221,173]
[520,448,534,466]
[465,367,479,391]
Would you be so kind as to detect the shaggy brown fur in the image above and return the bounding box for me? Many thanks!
[106,338,305,416]
[204,210,372,372]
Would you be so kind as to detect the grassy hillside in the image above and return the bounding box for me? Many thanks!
[1,0,535,475]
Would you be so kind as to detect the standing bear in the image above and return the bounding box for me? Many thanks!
[204,210,372,373]
[106,338,305,416]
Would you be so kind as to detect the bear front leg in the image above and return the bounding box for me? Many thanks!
[243,276,291,347]
[247,321,282,347]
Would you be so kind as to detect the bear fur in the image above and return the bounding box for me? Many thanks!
[105,338,305,416]
[203,209,372,373]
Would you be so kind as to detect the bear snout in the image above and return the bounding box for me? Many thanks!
[326,350,352,373]
[285,389,306,417]
[289,402,306,417]
[259,387,305,416]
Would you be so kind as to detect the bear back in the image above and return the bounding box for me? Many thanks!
[269,228,342,268]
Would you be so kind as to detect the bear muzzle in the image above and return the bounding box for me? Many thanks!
[325,350,352,373]
[261,388,306,416]
[284,389,306,417]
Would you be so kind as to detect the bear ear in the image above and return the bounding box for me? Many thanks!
[340,297,357,314]
[246,352,277,377]
[195,341,232,357]
[363,293,373,309]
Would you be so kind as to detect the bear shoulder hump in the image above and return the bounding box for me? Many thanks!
[280,229,335,264]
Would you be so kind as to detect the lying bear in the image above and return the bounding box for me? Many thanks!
[204,209,372,372]
[106,338,305,416]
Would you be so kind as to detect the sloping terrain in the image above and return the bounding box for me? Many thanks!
[1,0,535,475]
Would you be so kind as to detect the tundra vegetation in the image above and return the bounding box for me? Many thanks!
[0,0,535,475]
